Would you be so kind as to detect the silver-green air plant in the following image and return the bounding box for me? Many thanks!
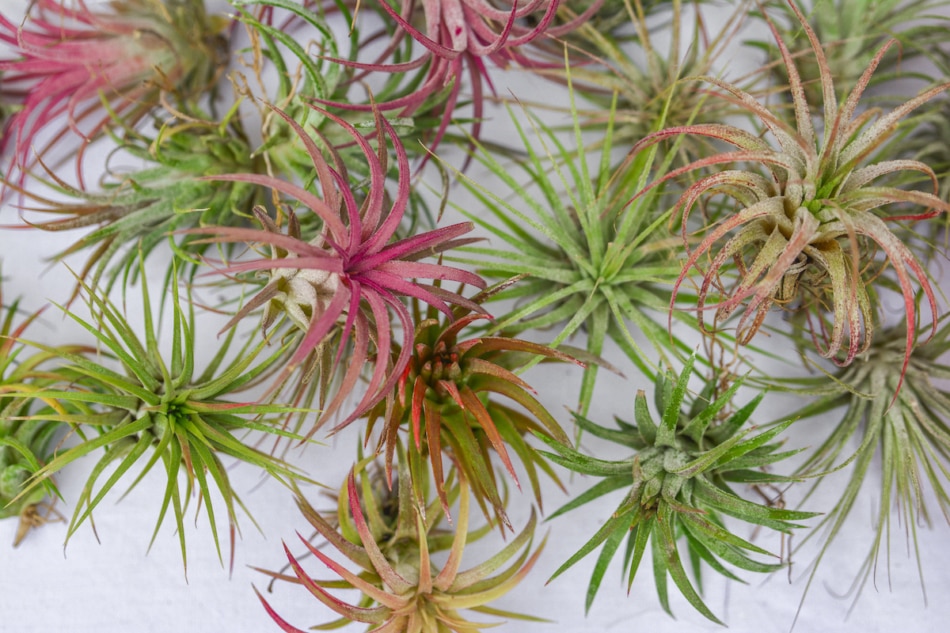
[538,355,815,623]
[454,94,687,417]
[9,268,306,572]
[779,316,950,617]
[750,0,950,110]
[629,0,950,384]
[257,448,545,632]
[563,0,746,167]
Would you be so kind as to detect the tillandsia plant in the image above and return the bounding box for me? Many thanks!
[365,286,579,527]
[629,0,950,381]
[0,0,228,189]
[0,282,84,546]
[750,0,950,110]
[189,105,485,430]
[779,316,950,616]
[538,355,814,623]
[562,0,746,166]
[455,95,687,417]
[320,0,600,154]
[257,451,545,632]
[6,103,261,296]
[8,268,306,571]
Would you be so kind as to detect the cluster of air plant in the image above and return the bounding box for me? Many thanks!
[2,0,950,630]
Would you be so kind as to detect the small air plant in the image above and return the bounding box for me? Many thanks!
[563,0,746,166]
[629,0,950,383]
[750,0,950,110]
[321,0,598,154]
[455,96,686,417]
[190,105,485,430]
[0,285,81,546]
[366,287,579,527]
[9,268,305,571]
[538,355,814,623]
[780,316,950,616]
[6,104,261,296]
[257,453,545,632]
[0,0,228,189]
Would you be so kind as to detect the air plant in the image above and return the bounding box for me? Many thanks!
[538,355,814,623]
[5,104,261,296]
[780,316,950,616]
[257,455,545,632]
[0,0,228,189]
[750,0,950,110]
[562,0,747,167]
[0,284,79,545]
[188,105,485,430]
[8,268,306,570]
[366,287,579,527]
[454,95,686,418]
[317,0,599,155]
[629,0,950,384]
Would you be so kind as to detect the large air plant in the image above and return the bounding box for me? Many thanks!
[366,289,578,526]
[0,0,227,189]
[8,271,304,570]
[629,0,950,383]
[539,356,814,623]
[456,97,685,417]
[257,456,544,633]
[780,317,950,615]
[189,106,484,430]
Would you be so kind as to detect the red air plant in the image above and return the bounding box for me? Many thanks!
[0,0,226,190]
[629,0,950,387]
[325,0,600,153]
[190,105,485,430]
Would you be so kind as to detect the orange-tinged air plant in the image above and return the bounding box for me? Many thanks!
[0,0,226,190]
[257,469,545,633]
[629,0,950,391]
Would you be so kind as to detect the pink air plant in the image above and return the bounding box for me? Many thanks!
[190,105,485,431]
[323,0,600,154]
[0,0,225,191]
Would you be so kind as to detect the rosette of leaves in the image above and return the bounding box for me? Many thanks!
[630,0,950,383]
[10,270,305,570]
[315,0,598,157]
[257,457,544,632]
[454,97,686,417]
[365,289,579,527]
[190,106,484,430]
[0,285,85,545]
[780,317,950,614]
[538,355,814,623]
[0,0,228,189]
[8,106,261,296]
[750,0,950,110]
[562,0,745,166]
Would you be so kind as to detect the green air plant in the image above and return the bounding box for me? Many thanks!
[539,355,815,623]
[0,284,85,545]
[780,317,950,616]
[563,0,746,167]
[750,0,950,110]
[454,95,688,418]
[8,268,306,571]
[7,106,261,297]
[629,0,950,383]
[365,288,579,528]
[257,453,545,632]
